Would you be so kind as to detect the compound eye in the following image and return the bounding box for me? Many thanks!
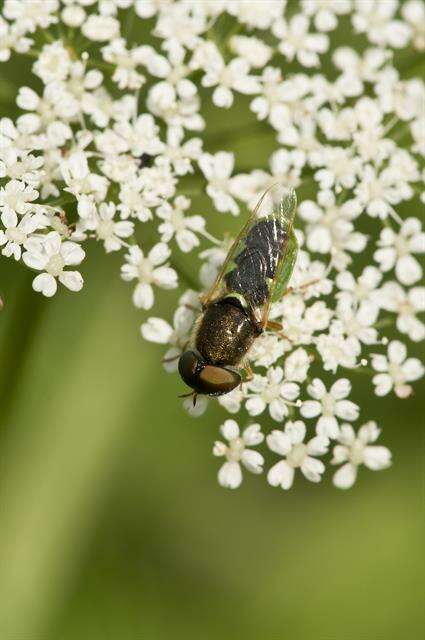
[178,351,202,388]
[198,365,241,396]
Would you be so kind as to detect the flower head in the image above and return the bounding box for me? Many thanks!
[331,421,392,488]
[213,420,264,489]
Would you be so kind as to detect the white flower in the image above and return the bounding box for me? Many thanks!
[273,15,329,67]
[201,52,261,109]
[379,282,425,342]
[81,14,120,41]
[156,195,205,252]
[331,422,392,489]
[0,180,38,217]
[371,340,424,398]
[92,202,134,253]
[140,316,173,344]
[161,127,202,176]
[22,231,85,297]
[336,266,382,314]
[352,0,411,49]
[354,164,412,220]
[0,210,46,260]
[246,367,300,422]
[198,152,239,215]
[249,333,288,368]
[109,114,164,157]
[121,242,178,310]
[374,218,424,286]
[213,420,264,489]
[299,190,367,271]
[61,151,108,203]
[267,421,329,489]
[33,41,71,84]
[218,386,245,415]
[284,347,311,383]
[336,297,379,350]
[0,17,32,62]
[101,38,146,90]
[315,323,361,373]
[3,0,59,31]
[227,0,284,30]
[301,378,359,438]
[229,35,272,68]
[301,0,351,32]
[401,0,425,51]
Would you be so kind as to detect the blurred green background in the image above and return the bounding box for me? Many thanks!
[0,8,424,640]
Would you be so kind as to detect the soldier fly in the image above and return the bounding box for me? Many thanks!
[177,184,299,406]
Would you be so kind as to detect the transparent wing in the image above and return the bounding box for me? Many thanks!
[202,184,298,326]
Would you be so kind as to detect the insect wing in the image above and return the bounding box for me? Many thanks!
[202,185,298,325]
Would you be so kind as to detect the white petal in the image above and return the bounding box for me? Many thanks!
[270,398,287,421]
[396,255,422,286]
[300,400,322,418]
[388,340,406,365]
[245,396,266,416]
[242,423,264,446]
[241,449,264,474]
[363,446,392,470]
[307,436,329,456]
[307,378,326,399]
[286,420,306,444]
[213,85,233,108]
[266,430,292,456]
[333,463,357,489]
[280,381,299,400]
[301,456,325,483]
[22,250,46,270]
[148,242,170,266]
[1,209,17,228]
[61,241,85,265]
[316,416,339,439]
[58,271,83,292]
[330,378,351,399]
[140,317,173,343]
[220,419,239,441]
[372,373,393,396]
[218,461,242,489]
[335,400,359,421]
[32,273,57,297]
[267,460,294,489]
[133,282,154,309]
[331,445,349,465]
[43,231,62,256]
[358,421,380,444]
[213,441,226,457]
[152,266,178,289]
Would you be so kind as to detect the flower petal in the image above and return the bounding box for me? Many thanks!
[218,461,242,489]
[267,460,294,489]
[333,463,357,489]
[220,419,239,441]
[266,430,292,456]
[32,272,57,297]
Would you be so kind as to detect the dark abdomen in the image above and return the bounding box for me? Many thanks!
[195,299,257,366]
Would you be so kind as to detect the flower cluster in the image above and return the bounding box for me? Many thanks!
[0,1,423,490]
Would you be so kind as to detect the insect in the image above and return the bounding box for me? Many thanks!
[177,184,299,406]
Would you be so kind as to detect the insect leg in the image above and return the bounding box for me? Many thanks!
[162,340,189,364]
[283,278,320,297]
[265,320,293,344]
[243,363,254,382]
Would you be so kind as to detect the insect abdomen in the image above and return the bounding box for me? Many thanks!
[195,299,257,367]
